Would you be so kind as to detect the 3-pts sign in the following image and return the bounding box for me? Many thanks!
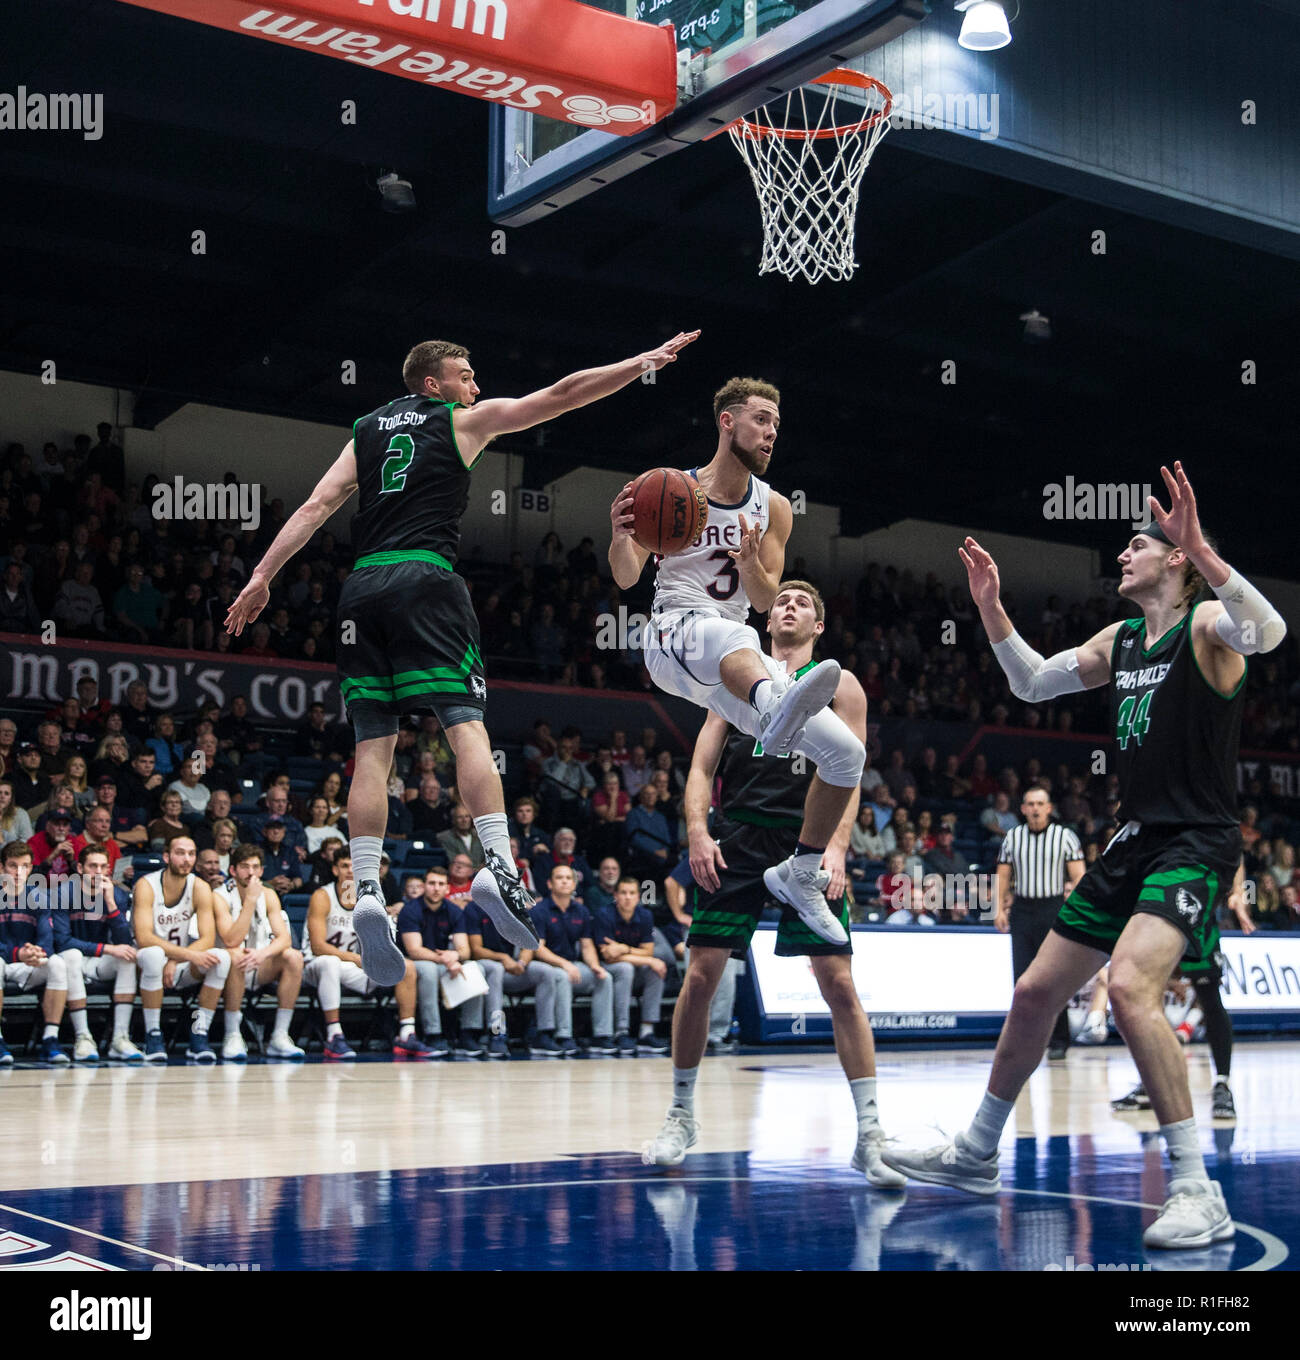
[113,0,677,130]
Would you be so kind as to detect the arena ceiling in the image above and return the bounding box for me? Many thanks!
[2,0,1298,576]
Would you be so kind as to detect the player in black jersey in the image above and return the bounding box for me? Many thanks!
[644,580,905,1187]
[228,331,699,983]
[884,463,1287,1250]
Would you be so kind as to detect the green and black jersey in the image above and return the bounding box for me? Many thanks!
[1108,602,1245,827]
[718,659,819,827]
[350,396,474,567]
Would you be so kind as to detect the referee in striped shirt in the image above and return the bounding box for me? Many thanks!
[995,786,1085,1060]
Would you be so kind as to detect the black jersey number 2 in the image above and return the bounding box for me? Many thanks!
[706,549,740,600]
[380,434,415,493]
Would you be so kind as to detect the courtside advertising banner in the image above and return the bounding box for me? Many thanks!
[114,0,679,131]
[746,927,1300,1042]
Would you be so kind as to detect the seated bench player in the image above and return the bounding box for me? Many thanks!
[211,843,306,1060]
[529,864,616,1058]
[464,893,562,1061]
[397,866,473,1059]
[595,875,670,1056]
[303,851,434,1061]
[0,838,70,1065]
[132,832,232,1064]
[53,844,142,1062]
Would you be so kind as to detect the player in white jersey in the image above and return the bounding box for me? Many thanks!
[211,843,306,1060]
[608,377,865,946]
[132,832,231,1064]
[303,852,433,1061]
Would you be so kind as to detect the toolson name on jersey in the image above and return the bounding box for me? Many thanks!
[376,409,429,431]
[1114,663,1171,690]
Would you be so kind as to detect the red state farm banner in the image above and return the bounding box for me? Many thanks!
[114,0,678,133]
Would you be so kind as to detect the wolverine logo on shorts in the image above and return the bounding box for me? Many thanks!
[1175,888,1202,923]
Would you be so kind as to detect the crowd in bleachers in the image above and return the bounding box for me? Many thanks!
[2,427,1299,1060]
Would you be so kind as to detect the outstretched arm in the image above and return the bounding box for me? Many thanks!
[454,331,699,466]
[960,536,1118,697]
[226,443,359,635]
[684,710,730,892]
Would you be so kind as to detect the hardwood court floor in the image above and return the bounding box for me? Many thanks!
[0,1042,1296,1270]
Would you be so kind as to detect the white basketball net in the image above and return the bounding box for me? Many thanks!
[728,73,892,285]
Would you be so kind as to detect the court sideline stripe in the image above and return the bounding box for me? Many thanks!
[0,1203,207,1270]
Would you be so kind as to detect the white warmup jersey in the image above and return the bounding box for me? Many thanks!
[651,469,771,624]
[143,869,199,946]
[214,879,272,951]
[301,882,357,962]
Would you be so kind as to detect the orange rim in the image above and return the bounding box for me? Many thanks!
[727,69,893,142]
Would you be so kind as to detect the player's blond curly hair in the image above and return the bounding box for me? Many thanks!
[712,377,780,426]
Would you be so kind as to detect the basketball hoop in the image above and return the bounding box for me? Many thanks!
[726,69,893,285]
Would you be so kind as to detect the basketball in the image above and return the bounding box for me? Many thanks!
[630,468,708,555]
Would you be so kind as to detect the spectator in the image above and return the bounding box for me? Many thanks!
[117,748,165,819]
[528,865,616,1058]
[0,561,39,633]
[622,745,652,799]
[922,825,968,898]
[444,854,476,912]
[409,776,452,837]
[914,810,936,852]
[113,564,166,644]
[0,718,17,771]
[511,796,551,868]
[589,772,630,859]
[53,561,106,637]
[653,748,686,800]
[168,760,212,822]
[28,809,78,878]
[258,818,302,895]
[88,422,125,494]
[55,697,95,753]
[609,729,630,767]
[437,803,485,871]
[849,806,889,864]
[535,827,593,896]
[296,701,348,763]
[415,716,454,778]
[968,752,998,799]
[61,756,93,815]
[980,791,1018,840]
[69,804,125,882]
[1269,840,1297,892]
[148,790,188,850]
[625,784,673,877]
[10,745,51,810]
[896,830,926,887]
[147,714,187,776]
[211,819,239,874]
[216,695,263,762]
[97,778,148,848]
[397,867,473,1058]
[583,857,623,915]
[937,754,971,799]
[305,835,347,892]
[0,780,35,843]
[34,721,68,783]
[302,797,340,854]
[593,874,669,1055]
[509,838,536,895]
[312,771,346,823]
[90,733,131,786]
[539,733,595,827]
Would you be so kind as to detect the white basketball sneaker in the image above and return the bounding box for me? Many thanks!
[644,1107,699,1168]
[266,1033,306,1059]
[222,1031,248,1062]
[1075,1011,1109,1045]
[108,1035,143,1063]
[763,858,848,945]
[757,659,841,756]
[852,1128,908,1189]
[73,1034,100,1063]
[880,1133,1002,1195]
[1143,1178,1235,1250]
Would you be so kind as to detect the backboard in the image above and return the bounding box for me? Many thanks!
[487,0,929,225]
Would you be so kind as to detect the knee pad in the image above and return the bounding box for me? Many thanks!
[44,954,68,990]
[61,950,87,1002]
[797,709,866,788]
[138,945,166,991]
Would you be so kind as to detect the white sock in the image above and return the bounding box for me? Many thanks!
[113,1003,132,1038]
[1213,1074,1229,1087]
[850,1076,879,1132]
[70,1010,90,1039]
[399,1017,415,1037]
[43,1023,59,1040]
[1160,1117,1209,1183]
[672,1065,698,1115]
[350,834,384,887]
[640,1023,654,1038]
[274,1008,293,1038]
[326,1021,343,1040]
[474,813,513,868]
[224,1010,242,1038]
[961,1090,1014,1159]
[191,1007,213,1036]
[144,1007,161,1032]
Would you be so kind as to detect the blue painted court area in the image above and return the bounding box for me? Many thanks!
[0,1136,1294,1272]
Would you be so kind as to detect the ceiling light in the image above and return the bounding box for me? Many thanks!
[1019,308,1051,343]
[955,1,1013,51]
[377,171,416,213]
